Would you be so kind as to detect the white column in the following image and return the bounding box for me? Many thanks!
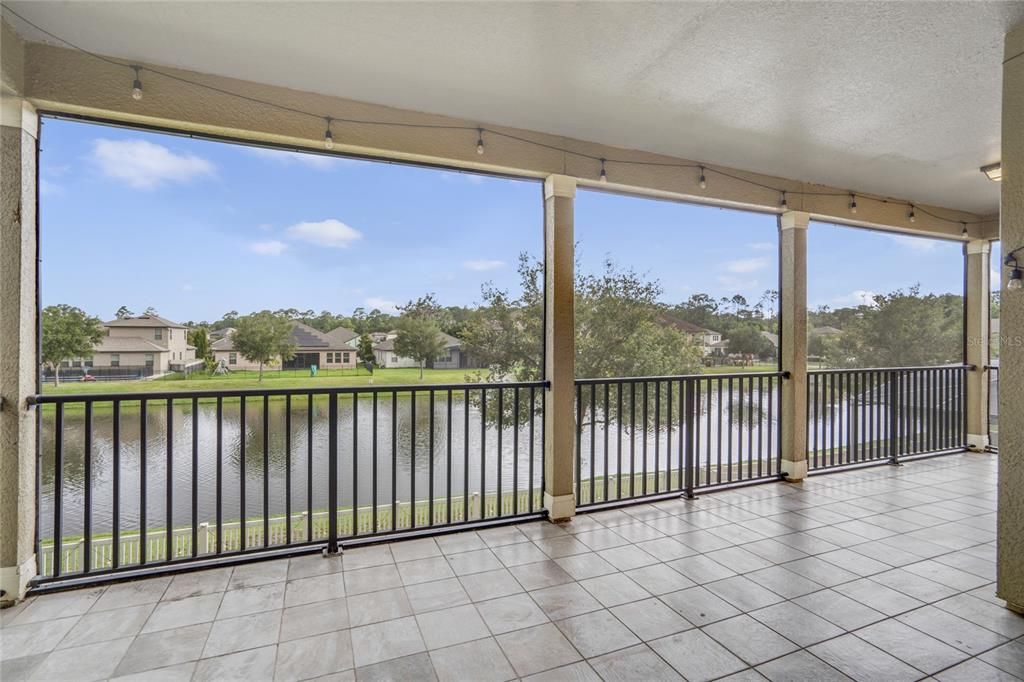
[997,22,1024,615]
[965,240,991,450]
[779,211,809,481]
[543,175,576,521]
[0,95,39,603]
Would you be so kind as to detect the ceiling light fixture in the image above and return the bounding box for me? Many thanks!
[980,162,1002,182]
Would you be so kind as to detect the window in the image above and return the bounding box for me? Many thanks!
[110,354,120,368]
[342,352,350,363]
[144,353,154,368]
[229,352,237,365]
[154,328,162,340]
[84,357,93,368]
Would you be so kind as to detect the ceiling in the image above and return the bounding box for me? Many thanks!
[6,1,1022,214]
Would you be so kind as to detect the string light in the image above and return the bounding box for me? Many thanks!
[780,192,788,209]
[962,222,969,238]
[476,128,484,155]
[130,65,143,101]
[324,117,334,150]
[1,5,992,233]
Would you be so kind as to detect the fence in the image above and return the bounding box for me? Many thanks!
[574,372,783,508]
[807,365,968,471]
[42,365,156,383]
[30,380,547,583]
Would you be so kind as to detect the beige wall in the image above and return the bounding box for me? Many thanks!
[997,23,1024,614]
[7,26,995,243]
[90,350,168,370]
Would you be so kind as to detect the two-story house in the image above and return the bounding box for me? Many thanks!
[86,314,198,375]
[211,321,360,371]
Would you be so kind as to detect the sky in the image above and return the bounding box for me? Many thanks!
[41,117,969,324]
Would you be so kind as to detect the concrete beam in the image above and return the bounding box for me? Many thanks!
[12,27,994,241]
[964,240,991,451]
[543,175,576,521]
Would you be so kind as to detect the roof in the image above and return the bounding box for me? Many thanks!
[662,318,720,337]
[760,331,779,347]
[325,325,359,345]
[211,336,235,351]
[104,314,187,329]
[94,336,168,353]
[374,331,461,354]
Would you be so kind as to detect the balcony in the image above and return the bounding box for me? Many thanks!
[3,452,1017,680]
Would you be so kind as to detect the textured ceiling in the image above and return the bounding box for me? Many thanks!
[7,1,1022,214]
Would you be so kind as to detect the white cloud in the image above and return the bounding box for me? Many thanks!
[888,234,937,252]
[831,289,879,307]
[92,138,215,188]
[257,223,273,232]
[245,147,350,170]
[249,240,288,256]
[39,178,63,197]
[746,242,775,251]
[365,297,399,313]
[463,259,505,271]
[724,257,769,274]
[287,219,363,248]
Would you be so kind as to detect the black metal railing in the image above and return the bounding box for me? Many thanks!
[574,372,783,508]
[987,365,999,450]
[807,365,968,471]
[30,380,546,583]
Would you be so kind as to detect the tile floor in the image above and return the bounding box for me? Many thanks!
[2,452,1021,681]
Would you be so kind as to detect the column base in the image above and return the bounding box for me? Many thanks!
[0,554,37,605]
[966,433,990,452]
[781,460,808,483]
[544,492,576,522]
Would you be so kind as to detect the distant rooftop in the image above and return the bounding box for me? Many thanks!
[104,314,187,329]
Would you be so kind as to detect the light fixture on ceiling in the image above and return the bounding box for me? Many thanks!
[908,205,916,223]
[324,117,334,150]
[698,166,707,190]
[130,66,143,101]
[849,194,857,214]
[599,158,607,183]
[476,128,485,155]
[980,162,1002,182]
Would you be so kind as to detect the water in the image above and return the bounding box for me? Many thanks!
[40,386,784,539]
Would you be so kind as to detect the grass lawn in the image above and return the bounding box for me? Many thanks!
[704,363,778,374]
[42,367,479,395]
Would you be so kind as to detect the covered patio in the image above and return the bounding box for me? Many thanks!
[3,454,1020,680]
[2,2,1024,680]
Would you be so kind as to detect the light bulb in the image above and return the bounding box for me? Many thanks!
[961,223,969,238]
[599,159,607,183]
[324,117,334,150]
[849,195,857,214]
[130,67,143,101]
[476,129,484,155]
[1009,269,1023,291]
[698,167,707,190]
[780,192,788,208]
[909,206,916,223]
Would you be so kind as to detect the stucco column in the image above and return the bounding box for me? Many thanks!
[965,240,991,450]
[998,23,1024,615]
[779,211,809,481]
[0,94,39,603]
[543,175,576,521]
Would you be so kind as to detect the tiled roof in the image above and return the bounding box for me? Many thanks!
[94,336,168,353]
[104,314,187,329]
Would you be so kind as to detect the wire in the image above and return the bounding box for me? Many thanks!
[2,5,992,229]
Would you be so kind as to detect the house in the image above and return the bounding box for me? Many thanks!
[64,314,200,377]
[373,330,474,369]
[212,321,360,371]
[662,319,724,356]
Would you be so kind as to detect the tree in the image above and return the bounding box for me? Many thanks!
[232,311,296,381]
[42,305,103,386]
[727,324,775,363]
[357,333,376,365]
[115,305,134,319]
[394,317,445,379]
[143,306,159,316]
[188,327,214,370]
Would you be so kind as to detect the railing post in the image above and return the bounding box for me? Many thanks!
[325,393,340,555]
[683,379,697,499]
[888,369,901,465]
[779,211,810,481]
[543,175,577,521]
[965,240,991,451]
[198,522,209,555]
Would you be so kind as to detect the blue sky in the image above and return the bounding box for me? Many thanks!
[41,118,968,323]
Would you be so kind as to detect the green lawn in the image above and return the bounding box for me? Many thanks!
[42,367,480,395]
[704,363,778,374]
